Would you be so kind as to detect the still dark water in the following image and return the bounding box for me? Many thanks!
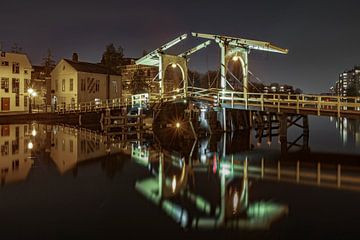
[0,116,360,239]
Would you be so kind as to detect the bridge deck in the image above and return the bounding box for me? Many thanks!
[35,87,360,119]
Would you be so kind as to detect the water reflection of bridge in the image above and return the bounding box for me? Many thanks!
[132,130,360,230]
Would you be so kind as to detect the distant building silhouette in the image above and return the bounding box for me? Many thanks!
[332,66,360,96]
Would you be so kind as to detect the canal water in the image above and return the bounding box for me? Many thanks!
[0,116,359,239]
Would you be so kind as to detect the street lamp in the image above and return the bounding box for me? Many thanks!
[27,88,37,113]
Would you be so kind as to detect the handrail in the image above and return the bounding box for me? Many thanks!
[44,87,360,117]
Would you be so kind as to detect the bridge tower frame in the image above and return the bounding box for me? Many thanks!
[192,32,288,131]
[136,34,210,99]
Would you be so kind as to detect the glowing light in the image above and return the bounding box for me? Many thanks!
[27,141,33,150]
[232,55,240,61]
[31,92,37,97]
[233,191,239,213]
[176,122,181,128]
[175,88,180,93]
[171,63,177,68]
[31,129,37,137]
[27,88,34,95]
[173,96,176,99]
[172,175,177,193]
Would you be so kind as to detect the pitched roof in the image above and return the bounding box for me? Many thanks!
[64,59,120,75]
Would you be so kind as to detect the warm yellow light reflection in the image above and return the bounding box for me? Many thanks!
[172,175,177,193]
[31,129,37,137]
[27,141,33,150]
[233,191,239,213]
[176,122,181,128]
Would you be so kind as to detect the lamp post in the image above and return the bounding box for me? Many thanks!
[27,88,37,113]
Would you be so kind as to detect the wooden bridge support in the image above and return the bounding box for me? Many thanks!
[252,111,310,155]
[101,107,145,140]
[218,109,252,132]
[279,114,288,155]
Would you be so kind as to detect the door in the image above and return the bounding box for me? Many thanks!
[1,98,10,111]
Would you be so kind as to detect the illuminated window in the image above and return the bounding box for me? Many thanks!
[62,79,65,91]
[112,80,117,93]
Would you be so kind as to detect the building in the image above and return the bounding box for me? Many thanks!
[51,53,122,109]
[120,58,159,96]
[0,124,33,185]
[31,65,53,106]
[0,51,33,112]
[50,125,124,174]
[333,66,360,96]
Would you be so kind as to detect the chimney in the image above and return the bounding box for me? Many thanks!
[72,52,78,62]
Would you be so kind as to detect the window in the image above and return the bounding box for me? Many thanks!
[1,78,9,92]
[62,139,65,151]
[0,52,5,57]
[1,125,10,136]
[69,140,73,153]
[24,70,28,74]
[12,160,19,170]
[96,80,100,92]
[55,79,58,91]
[69,78,73,91]
[1,61,9,66]
[12,78,19,93]
[62,79,65,92]
[112,80,118,93]
[81,79,85,91]
[1,141,9,156]
[24,96,27,107]
[24,79,30,93]
[12,140,19,155]
[15,94,19,107]
[12,62,19,74]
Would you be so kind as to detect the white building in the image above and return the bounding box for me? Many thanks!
[51,54,122,109]
[50,125,125,174]
[0,51,33,112]
[0,124,33,185]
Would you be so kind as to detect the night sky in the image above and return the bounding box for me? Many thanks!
[1,0,360,93]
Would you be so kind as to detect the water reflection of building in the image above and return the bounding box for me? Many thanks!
[50,125,127,174]
[331,117,360,147]
[0,124,33,185]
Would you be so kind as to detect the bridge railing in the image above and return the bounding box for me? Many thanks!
[187,87,360,117]
[45,87,360,117]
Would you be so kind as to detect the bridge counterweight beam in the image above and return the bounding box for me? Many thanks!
[159,54,164,98]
